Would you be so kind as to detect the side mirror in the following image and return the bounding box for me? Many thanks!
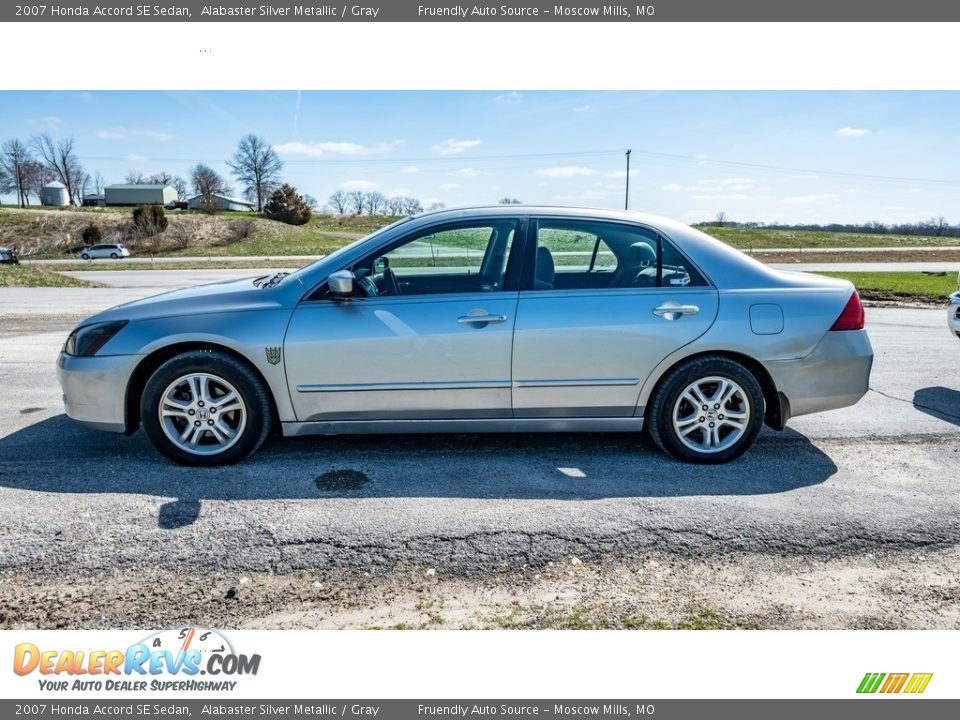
[328,269,355,299]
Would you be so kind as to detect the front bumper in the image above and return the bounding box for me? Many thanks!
[763,329,873,419]
[948,292,960,339]
[57,352,142,433]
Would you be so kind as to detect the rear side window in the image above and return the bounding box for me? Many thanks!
[531,219,707,290]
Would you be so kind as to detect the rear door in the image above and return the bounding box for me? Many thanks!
[511,217,719,417]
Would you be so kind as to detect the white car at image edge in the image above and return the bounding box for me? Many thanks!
[949,271,960,339]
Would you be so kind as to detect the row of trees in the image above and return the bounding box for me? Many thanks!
[0,133,287,213]
[703,213,960,237]
[0,135,95,207]
[3,131,523,218]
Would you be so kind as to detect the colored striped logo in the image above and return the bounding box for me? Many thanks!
[857,672,933,694]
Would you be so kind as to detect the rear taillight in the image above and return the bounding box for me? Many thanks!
[830,291,865,331]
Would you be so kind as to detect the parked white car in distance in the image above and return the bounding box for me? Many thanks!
[80,244,130,260]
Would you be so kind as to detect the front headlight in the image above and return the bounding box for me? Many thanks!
[64,320,128,357]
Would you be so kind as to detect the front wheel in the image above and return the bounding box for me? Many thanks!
[140,350,272,466]
[647,356,764,464]
[80,253,90,260]
[110,252,118,259]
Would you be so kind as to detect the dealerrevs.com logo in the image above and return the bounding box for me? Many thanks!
[857,673,933,695]
[13,627,260,693]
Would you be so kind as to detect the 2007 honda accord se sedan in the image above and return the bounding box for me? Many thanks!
[57,206,873,466]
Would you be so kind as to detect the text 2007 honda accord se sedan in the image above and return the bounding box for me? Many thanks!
[58,206,873,466]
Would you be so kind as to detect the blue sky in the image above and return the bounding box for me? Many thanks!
[2,90,959,224]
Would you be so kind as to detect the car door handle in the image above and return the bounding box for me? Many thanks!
[457,313,507,326]
[653,304,700,318]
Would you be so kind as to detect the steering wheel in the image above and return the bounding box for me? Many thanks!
[383,267,402,296]
[357,276,379,297]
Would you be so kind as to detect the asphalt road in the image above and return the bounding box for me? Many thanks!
[0,290,957,577]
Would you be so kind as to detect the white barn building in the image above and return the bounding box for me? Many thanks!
[187,194,255,212]
[104,184,178,207]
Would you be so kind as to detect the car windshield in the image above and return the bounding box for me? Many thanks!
[284,216,414,284]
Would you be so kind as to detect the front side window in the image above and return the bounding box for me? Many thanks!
[532,219,706,290]
[344,219,518,298]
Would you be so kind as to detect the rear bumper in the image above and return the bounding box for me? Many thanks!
[948,292,960,339]
[763,329,873,418]
[57,352,141,433]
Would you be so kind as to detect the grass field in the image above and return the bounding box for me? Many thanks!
[707,226,960,250]
[816,271,956,303]
[0,265,100,288]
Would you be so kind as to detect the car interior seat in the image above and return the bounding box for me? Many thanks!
[534,245,556,290]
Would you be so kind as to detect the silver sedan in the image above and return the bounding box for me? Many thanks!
[57,206,873,465]
[949,272,960,339]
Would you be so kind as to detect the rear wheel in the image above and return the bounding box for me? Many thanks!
[647,356,764,464]
[110,252,118,259]
[80,253,90,260]
[140,350,272,466]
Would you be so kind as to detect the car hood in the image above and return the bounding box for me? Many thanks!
[79,275,295,326]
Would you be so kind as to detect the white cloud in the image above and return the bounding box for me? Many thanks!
[605,169,638,178]
[432,138,482,155]
[125,153,148,163]
[689,177,757,193]
[339,179,379,191]
[536,166,597,178]
[573,105,591,113]
[26,116,62,131]
[275,140,395,157]
[387,188,411,197]
[551,190,608,202]
[690,193,757,202]
[78,92,94,104]
[98,127,175,142]
[695,153,709,165]
[780,193,838,205]
[789,174,819,181]
[439,183,461,191]
[400,165,420,174]
[453,167,491,178]
[662,183,683,192]
[495,91,522,104]
[835,127,870,138]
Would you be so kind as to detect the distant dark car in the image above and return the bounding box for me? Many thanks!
[0,247,19,265]
[167,201,189,210]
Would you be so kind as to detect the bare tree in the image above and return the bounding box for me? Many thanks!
[348,191,366,215]
[498,197,522,204]
[327,190,349,214]
[714,211,727,227]
[22,160,53,205]
[32,134,86,205]
[227,134,284,213]
[427,202,446,211]
[403,197,423,215]
[190,163,230,212]
[363,191,387,215]
[0,139,32,207]
[125,170,147,184]
[93,171,105,195]
[387,196,405,215]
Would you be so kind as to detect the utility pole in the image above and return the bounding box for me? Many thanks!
[624,149,632,210]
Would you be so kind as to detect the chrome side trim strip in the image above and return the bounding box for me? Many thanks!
[296,380,512,393]
[282,417,645,437]
[514,377,640,388]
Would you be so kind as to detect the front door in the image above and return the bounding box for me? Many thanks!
[284,218,522,422]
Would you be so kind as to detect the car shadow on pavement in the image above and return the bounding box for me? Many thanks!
[913,386,960,426]
[0,415,837,528]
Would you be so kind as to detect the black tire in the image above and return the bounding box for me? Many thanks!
[646,355,764,464]
[81,253,90,260]
[110,252,118,259]
[140,350,273,466]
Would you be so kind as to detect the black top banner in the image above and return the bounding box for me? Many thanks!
[4,0,959,22]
